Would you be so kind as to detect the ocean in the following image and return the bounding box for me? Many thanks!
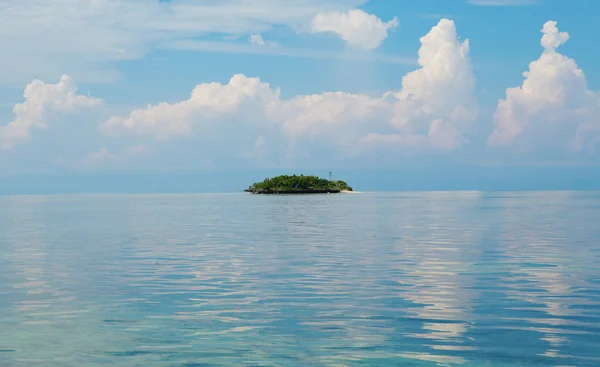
[1,192,599,366]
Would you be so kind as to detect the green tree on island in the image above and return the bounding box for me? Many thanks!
[245,174,353,194]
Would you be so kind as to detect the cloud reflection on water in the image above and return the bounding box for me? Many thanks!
[1,192,599,366]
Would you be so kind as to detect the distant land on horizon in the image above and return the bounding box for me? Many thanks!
[244,174,353,194]
[1,166,600,194]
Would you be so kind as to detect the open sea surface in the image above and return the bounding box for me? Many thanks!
[1,192,599,366]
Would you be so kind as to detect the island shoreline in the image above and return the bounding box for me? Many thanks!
[244,174,353,195]
[244,188,342,194]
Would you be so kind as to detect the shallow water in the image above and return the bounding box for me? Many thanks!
[1,192,599,366]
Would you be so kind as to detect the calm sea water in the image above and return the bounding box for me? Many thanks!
[1,192,599,367]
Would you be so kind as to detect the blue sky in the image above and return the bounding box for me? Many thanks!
[1,0,600,190]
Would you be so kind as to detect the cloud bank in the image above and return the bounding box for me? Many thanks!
[102,19,475,163]
[2,18,599,171]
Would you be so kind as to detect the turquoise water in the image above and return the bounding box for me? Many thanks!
[1,192,599,366]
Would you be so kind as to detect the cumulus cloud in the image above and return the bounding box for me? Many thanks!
[102,74,280,139]
[279,92,393,157]
[102,73,388,159]
[6,16,600,171]
[363,19,477,151]
[0,75,100,150]
[249,34,267,46]
[102,19,476,163]
[540,21,569,51]
[248,34,277,47]
[488,21,600,155]
[310,9,399,50]
[0,18,479,170]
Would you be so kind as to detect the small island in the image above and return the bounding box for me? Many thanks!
[245,174,353,194]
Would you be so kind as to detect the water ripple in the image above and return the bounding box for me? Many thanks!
[0,192,599,366]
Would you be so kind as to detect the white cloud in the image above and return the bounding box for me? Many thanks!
[279,91,393,157]
[488,21,600,155]
[249,34,277,47]
[103,74,388,156]
[5,15,600,171]
[102,74,281,139]
[310,9,399,50]
[363,19,477,151]
[0,75,100,150]
[102,78,388,161]
[0,18,480,171]
[540,21,569,51]
[249,34,267,46]
[102,19,476,162]
[0,0,365,83]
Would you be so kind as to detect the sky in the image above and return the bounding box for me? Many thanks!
[1,0,600,191]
